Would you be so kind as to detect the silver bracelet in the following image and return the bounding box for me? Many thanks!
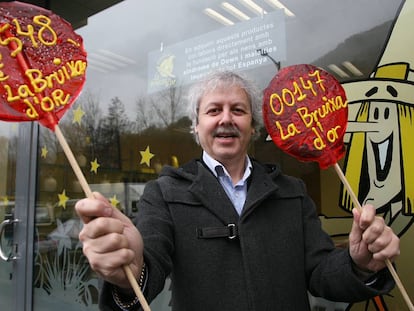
[112,286,140,310]
[112,262,147,310]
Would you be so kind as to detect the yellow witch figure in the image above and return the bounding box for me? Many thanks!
[334,3,414,309]
[340,0,414,236]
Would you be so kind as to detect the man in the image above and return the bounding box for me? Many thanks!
[76,71,400,310]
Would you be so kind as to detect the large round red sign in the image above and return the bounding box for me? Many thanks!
[263,64,348,169]
[0,1,87,130]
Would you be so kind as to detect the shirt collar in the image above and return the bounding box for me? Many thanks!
[202,151,252,182]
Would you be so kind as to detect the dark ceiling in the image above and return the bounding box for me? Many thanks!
[2,0,124,29]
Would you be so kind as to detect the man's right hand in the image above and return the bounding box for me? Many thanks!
[75,192,144,289]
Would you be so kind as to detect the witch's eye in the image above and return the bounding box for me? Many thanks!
[373,107,379,120]
[384,107,390,119]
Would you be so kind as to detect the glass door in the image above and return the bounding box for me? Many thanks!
[0,122,38,311]
[31,124,100,311]
[0,122,18,310]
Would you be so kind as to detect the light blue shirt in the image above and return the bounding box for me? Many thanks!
[202,151,252,215]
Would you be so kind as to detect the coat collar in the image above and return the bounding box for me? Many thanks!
[185,160,279,222]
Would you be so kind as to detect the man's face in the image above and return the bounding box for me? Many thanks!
[195,85,254,165]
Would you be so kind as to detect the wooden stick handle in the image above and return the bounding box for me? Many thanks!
[55,125,93,198]
[124,265,152,311]
[55,125,151,311]
[334,163,414,311]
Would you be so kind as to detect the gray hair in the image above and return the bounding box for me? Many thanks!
[187,70,263,143]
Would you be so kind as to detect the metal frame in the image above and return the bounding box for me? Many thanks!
[13,122,38,311]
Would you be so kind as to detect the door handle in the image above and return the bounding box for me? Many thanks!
[0,218,20,262]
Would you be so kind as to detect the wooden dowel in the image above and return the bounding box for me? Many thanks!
[334,163,414,311]
[55,125,93,198]
[124,264,152,310]
[55,125,151,311]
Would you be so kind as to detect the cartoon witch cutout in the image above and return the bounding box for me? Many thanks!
[341,0,414,238]
[340,0,414,309]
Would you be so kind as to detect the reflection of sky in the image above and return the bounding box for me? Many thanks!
[76,0,220,110]
[75,0,400,112]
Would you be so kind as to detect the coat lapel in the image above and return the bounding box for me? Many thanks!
[188,162,239,223]
[242,163,279,218]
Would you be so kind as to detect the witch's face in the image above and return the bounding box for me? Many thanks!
[364,101,401,209]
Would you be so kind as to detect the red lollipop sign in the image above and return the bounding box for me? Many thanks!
[0,1,87,130]
[263,64,348,169]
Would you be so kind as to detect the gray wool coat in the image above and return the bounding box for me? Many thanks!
[100,159,394,311]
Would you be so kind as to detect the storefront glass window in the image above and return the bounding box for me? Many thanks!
[30,1,413,310]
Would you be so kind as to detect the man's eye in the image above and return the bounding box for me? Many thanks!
[233,108,246,115]
[207,108,220,115]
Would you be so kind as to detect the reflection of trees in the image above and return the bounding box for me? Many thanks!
[81,90,103,136]
[36,83,194,196]
[49,92,105,167]
[151,84,184,128]
[135,97,151,132]
[98,97,133,168]
[135,84,186,131]
[79,90,103,164]
[58,93,135,170]
[40,84,189,159]
[57,92,135,169]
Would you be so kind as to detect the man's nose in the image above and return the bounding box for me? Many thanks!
[219,109,233,124]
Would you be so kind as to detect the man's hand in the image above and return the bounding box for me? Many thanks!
[349,204,400,272]
[75,192,144,289]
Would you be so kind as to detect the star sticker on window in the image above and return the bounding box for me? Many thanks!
[41,146,48,158]
[90,158,100,174]
[72,106,85,125]
[140,145,154,167]
[58,190,69,209]
[109,194,120,208]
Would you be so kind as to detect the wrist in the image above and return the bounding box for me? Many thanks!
[112,286,139,310]
[112,262,148,310]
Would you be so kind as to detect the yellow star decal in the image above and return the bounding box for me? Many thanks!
[109,194,120,208]
[41,146,48,158]
[72,106,85,125]
[90,158,100,174]
[140,145,154,167]
[58,190,69,209]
